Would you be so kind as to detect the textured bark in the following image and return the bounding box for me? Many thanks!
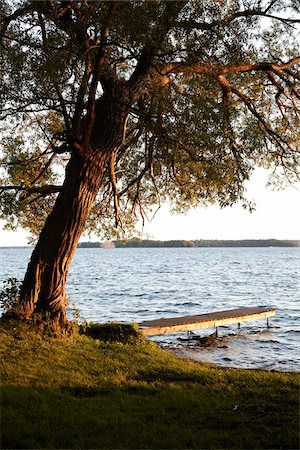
[20,152,108,326]
[18,94,129,330]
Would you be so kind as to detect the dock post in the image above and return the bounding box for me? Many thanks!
[238,322,241,329]
[215,327,219,338]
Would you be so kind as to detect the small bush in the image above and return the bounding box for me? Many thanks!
[81,322,146,345]
[0,278,22,313]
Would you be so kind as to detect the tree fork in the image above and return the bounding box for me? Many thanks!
[7,85,131,331]
[1,81,130,330]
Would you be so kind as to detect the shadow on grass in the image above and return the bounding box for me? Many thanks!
[1,384,299,449]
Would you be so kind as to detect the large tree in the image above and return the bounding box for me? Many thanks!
[0,0,299,330]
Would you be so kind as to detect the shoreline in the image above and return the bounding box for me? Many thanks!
[1,239,300,249]
[153,326,300,373]
[1,321,299,449]
[165,345,300,374]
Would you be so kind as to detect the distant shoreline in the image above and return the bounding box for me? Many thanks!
[78,239,300,248]
[1,239,299,249]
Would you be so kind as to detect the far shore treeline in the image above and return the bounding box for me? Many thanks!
[77,239,300,249]
[1,239,299,250]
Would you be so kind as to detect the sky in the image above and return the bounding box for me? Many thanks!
[141,168,300,241]
[0,168,299,246]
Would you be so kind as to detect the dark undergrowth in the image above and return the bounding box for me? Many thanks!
[1,320,299,449]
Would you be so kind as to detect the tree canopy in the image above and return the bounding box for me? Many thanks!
[0,1,299,328]
[1,0,299,239]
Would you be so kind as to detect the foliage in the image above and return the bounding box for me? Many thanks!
[81,321,146,345]
[0,1,299,326]
[1,321,299,449]
[0,277,21,312]
[0,0,299,239]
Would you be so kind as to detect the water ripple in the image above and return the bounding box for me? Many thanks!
[1,246,299,371]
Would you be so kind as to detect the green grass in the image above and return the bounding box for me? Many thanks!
[1,321,299,449]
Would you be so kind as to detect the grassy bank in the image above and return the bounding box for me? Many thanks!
[1,321,299,449]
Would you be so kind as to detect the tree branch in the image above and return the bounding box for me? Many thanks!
[174,5,300,31]
[38,12,72,138]
[0,185,62,195]
[73,61,92,137]
[160,57,300,79]
[29,154,56,187]
[127,1,188,100]
[1,145,53,167]
[216,74,295,154]
[82,2,116,147]
[109,150,123,228]
[0,4,35,46]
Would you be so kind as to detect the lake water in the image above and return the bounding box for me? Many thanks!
[0,247,299,372]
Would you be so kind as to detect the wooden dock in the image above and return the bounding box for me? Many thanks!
[138,307,276,336]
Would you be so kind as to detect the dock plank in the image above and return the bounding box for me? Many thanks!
[138,307,276,336]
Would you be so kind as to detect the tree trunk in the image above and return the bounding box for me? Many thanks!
[19,151,109,329]
[16,93,130,331]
